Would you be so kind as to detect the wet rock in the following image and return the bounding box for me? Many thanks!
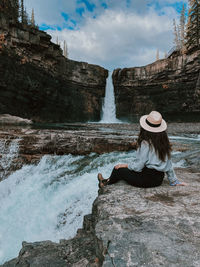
[2,168,200,266]
[1,122,200,180]
[0,126,137,181]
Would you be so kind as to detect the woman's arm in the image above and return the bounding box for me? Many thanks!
[166,161,187,186]
[115,164,128,169]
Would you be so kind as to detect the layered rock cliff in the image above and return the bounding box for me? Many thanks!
[0,9,108,122]
[113,50,200,121]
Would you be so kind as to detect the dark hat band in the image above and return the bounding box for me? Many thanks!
[146,119,161,128]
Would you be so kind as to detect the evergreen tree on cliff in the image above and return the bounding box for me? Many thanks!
[173,19,180,49]
[20,0,28,24]
[180,4,186,49]
[20,0,24,23]
[173,5,186,51]
[0,0,20,23]
[186,0,200,49]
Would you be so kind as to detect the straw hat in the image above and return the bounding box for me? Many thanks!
[140,111,167,133]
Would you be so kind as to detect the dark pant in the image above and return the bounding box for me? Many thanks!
[108,167,164,188]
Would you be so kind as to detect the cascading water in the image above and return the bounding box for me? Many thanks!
[0,150,138,264]
[0,133,199,264]
[0,138,21,180]
[100,72,121,123]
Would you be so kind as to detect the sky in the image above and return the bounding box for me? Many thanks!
[25,0,188,71]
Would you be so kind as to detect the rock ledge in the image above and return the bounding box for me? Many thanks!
[2,168,200,267]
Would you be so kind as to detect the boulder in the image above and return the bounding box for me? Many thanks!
[0,114,32,125]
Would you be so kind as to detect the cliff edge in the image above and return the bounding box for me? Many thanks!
[2,168,200,266]
[0,6,108,122]
[113,50,200,121]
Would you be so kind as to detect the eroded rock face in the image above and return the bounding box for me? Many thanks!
[0,12,108,123]
[113,50,200,121]
[2,168,200,266]
[0,126,137,181]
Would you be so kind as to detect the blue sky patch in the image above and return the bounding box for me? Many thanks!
[101,2,108,9]
[39,24,62,31]
[61,12,69,21]
[76,7,85,16]
[77,0,96,12]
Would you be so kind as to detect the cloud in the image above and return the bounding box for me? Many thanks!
[48,8,175,70]
[24,0,186,70]
[25,0,187,29]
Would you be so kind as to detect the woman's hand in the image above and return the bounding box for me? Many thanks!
[176,182,187,186]
[115,164,128,169]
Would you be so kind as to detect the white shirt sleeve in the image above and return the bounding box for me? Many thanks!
[166,160,180,186]
[128,141,149,172]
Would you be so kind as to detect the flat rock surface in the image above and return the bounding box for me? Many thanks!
[2,168,200,267]
[94,168,200,266]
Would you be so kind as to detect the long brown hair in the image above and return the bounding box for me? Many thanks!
[137,127,172,161]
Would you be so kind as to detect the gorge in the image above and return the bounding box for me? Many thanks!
[0,1,200,266]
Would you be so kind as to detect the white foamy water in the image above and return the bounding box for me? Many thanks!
[0,139,20,180]
[169,135,200,142]
[100,72,121,123]
[0,135,193,264]
[0,151,138,264]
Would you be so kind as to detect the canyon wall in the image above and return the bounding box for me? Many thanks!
[113,50,200,121]
[0,10,108,123]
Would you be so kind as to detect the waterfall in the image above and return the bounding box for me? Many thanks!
[0,138,21,181]
[0,133,195,264]
[100,72,120,123]
[0,151,137,264]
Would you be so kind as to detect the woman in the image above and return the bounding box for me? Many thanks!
[98,111,187,188]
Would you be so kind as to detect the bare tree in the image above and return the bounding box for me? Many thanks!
[180,4,186,49]
[63,40,68,58]
[31,8,35,26]
[173,19,180,49]
[156,49,159,61]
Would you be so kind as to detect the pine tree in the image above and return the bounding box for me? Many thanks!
[186,0,200,49]
[173,19,180,49]
[13,0,20,22]
[0,0,20,23]
[23,8,29,24]
[20,0,24,23]
[31,8,35,26]
[180,4,186,49]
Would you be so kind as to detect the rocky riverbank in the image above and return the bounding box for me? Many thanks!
[0,122,200,266]
[1,122,200,181]
[2,168,200,267]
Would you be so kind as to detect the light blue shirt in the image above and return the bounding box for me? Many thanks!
[128,141,180,186]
